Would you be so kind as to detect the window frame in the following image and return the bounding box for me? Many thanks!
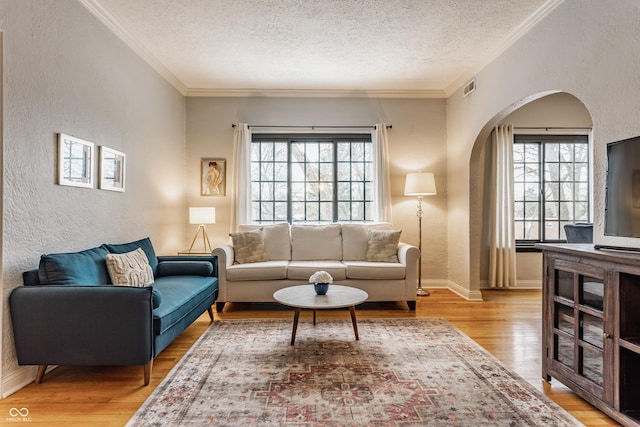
[250,133,374,224]
[513,133,591,249]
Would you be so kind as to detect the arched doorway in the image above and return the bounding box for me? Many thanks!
[469,92,593,292]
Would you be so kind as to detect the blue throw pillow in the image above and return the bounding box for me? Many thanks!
[39,246,111,285]
[103,237,159,276]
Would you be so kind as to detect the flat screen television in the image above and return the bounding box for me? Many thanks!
[604,135,640,238]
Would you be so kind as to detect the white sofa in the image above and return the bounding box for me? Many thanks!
[213,223,419,311]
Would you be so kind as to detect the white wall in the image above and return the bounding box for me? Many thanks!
[447,0,640,296]
[0,0,186,395]
[185,97,449,281]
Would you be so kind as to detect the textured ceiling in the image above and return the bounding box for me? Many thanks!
[85,0,561,96]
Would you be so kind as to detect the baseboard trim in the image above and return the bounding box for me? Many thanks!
[421,279,484,302]
[478,279,542,290]
[2,365,35,398]
[2,365,56,398]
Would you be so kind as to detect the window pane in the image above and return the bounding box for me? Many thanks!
[559,163,573,181]
[525,183,539,201]
[545,202,559,220]
[291,183,305,201]
[559,144,574,161]
[575,144,588,162]
[524,221,539,240]
[545,221,560,240]
[561,182,574,201]
[546,144,559,162]
[274,143,288,161]
[560,202,574,220]
[515,202,525,220]
[525,202,539,220]
[575,163,588,182]
[306,183,319,201]
[545,163,559,181]
[545,183,559,201]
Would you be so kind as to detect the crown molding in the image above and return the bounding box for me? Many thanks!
[445,0,566,97]
[79,0,188,95]
[186,88,446,99]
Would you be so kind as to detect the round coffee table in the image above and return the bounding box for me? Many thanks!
[273,284,368,345]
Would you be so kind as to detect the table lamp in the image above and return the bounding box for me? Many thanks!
[187,207,216,254]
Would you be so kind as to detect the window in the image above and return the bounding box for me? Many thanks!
[513,134,590,244]
[251,134,373,223]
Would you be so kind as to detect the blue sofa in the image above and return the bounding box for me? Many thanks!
[9,237,218,385]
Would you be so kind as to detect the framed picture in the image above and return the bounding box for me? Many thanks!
[100,146,126,192]
[58,133,95,188]
[201,159,226,196]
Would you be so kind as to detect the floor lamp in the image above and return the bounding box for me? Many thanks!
[404,172,437,296]
[187,207,216,254]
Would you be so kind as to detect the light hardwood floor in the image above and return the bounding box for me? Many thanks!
[0,289,619,426]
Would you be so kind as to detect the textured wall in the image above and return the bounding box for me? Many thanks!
[447,0,640,293]
[0,0,186,390]
[186,97,448,281]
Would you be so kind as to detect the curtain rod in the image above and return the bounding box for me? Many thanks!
[513,126,591,130]
[232,124,392,129]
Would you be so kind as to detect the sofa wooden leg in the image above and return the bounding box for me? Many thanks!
[207,306,214,320]
[143,360,153,386]
[407,301,416,311]
[35,365,47,384]
[216,302,225,313]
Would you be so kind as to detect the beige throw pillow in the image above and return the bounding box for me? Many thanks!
[230,230,269,264]
[106,247,154,286]
[365,229,402,262]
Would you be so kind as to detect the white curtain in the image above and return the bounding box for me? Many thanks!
[231,123,251,232]
[372,123,393,222]
[489,124,517,287]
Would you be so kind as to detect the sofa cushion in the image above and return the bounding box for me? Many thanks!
[230,231,269,263]
[291,224,342,261]
[151,275,218,335]
[156,261,213,277]
[39,246,111,285]
[106,248,154,286]
[342,222,392,261]
[239,223,291,260]
[366,230,402,262]
[103,237,159,276]
[343,261,406,280]
[287,261,347,281]
[227,260,288,281]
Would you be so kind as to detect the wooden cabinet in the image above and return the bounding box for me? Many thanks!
[539,243,640,426]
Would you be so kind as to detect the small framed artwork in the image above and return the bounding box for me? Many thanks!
[201,159,226,196]
[100,146,126,192]
[58,133,95,188]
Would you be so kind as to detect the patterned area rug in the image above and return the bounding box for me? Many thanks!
[127,318,581,426]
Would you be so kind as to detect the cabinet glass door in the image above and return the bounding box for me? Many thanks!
[551,265,606,398]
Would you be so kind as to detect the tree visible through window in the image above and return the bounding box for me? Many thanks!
[513,134,590,243]
[251,134,373,223]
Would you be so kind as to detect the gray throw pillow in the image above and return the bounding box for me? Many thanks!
[230,230,269,264]
[365,229,402,262]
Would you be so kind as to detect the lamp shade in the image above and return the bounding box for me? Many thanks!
[189,207,216,225]
[404,172,437,196]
